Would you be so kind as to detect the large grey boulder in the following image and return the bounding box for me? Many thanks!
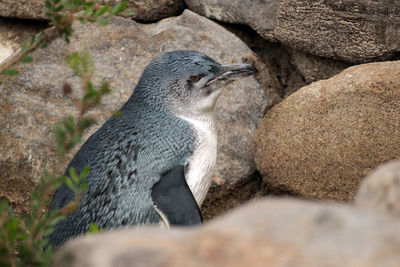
[0,0,185,22]
[186,0,400,63]
[355,161,400,222]
[254,60,400,201]
[0,10,268,217]
[53,198,400,267]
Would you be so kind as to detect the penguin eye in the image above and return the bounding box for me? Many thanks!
[190,75,202,82]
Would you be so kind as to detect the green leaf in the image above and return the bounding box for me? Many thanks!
[95,5,109,16]
[1,69,19,75]
[54,124,66,156]
[44,0,52,9]
[36,31,44,42]
[49,215,65,227]
[0,199,9,211]
[96,19,108,26]
[70,134,82,148]
[63,116,75,133]
[84,2,95,8]
[54,5,64,12]
[64,177,75,190]
[113,110,122,117]
[42,227,56,237]
[54,14,63,25]
[23,214,33,229]
[118,9,136,17]
[68,167,78,181]
[83,83,97,100]
[39,41,49,49]
[21,39,29,53]
[87,222,99,233]
[77,118,96,131]
[78,17,87,24]
[5,217,20,245]
[20,56,33,63]
[30,34,36,45]
[111,1,127,15]
[64,34,71,44]
[80,166,90,178]
[32,191,41,205]
[80,180,88,191]
[54,124,66,143]
[61,1,71,9]
[100,81,111,95]
[66,52,79,69]
[84,5,93,16]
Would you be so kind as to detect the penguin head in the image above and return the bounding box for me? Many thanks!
[134,50,257,115]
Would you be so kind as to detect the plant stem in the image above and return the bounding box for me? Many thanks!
[0,26,64,74]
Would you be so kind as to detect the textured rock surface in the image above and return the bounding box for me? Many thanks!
[0,0,185,22]
[0,10,267,216]
[99,0,185,22]
[0,18,46,64]
[53,198,400,267]
[223,24,306,105]
[355,161,400,221]
[185,0,278,37]
[288,49,351,84]
[0,0,47,20]
[254,60,400,201]
[186,0,400,63]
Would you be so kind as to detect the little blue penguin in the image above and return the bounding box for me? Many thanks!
[49,50,257,247]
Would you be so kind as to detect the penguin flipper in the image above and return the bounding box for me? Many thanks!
[151,165,203,227]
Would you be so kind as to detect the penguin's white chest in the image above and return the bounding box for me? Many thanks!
[178,115,217,206]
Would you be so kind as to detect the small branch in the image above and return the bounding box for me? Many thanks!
[0,26,64,74]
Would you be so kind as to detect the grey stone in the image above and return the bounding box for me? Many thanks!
[53,198,400,267]
[0,10,267,217]
[254,60,400,201]
[288,49,351,84]
[98,0,185,22]
[185,0,278,38]
[0,0,46,20]
[185,0,400,63]
[0,0,185,22]
[355,161,400,221]
[0,18,46,64]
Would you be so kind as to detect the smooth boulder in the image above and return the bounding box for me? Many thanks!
[53,198,400,267]
[255,60,400,201]
[355,161,400,221]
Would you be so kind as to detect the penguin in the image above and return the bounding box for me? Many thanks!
[49,50,257,246]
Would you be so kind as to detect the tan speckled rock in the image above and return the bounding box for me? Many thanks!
[53,198,400,267]
[0,10,267,216]
[355,161,400,221]
[254,60,400,201]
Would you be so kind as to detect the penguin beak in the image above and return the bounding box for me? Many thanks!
[206,63,258,86]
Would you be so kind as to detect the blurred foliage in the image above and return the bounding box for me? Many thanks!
[0,0,126,266]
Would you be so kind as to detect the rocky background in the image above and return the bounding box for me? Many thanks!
[0,0,400,266]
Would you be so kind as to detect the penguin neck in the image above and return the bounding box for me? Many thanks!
[176,109,218,206]
[177,109,216,129]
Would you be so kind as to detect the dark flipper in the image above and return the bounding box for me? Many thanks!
[151,165,203,227]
